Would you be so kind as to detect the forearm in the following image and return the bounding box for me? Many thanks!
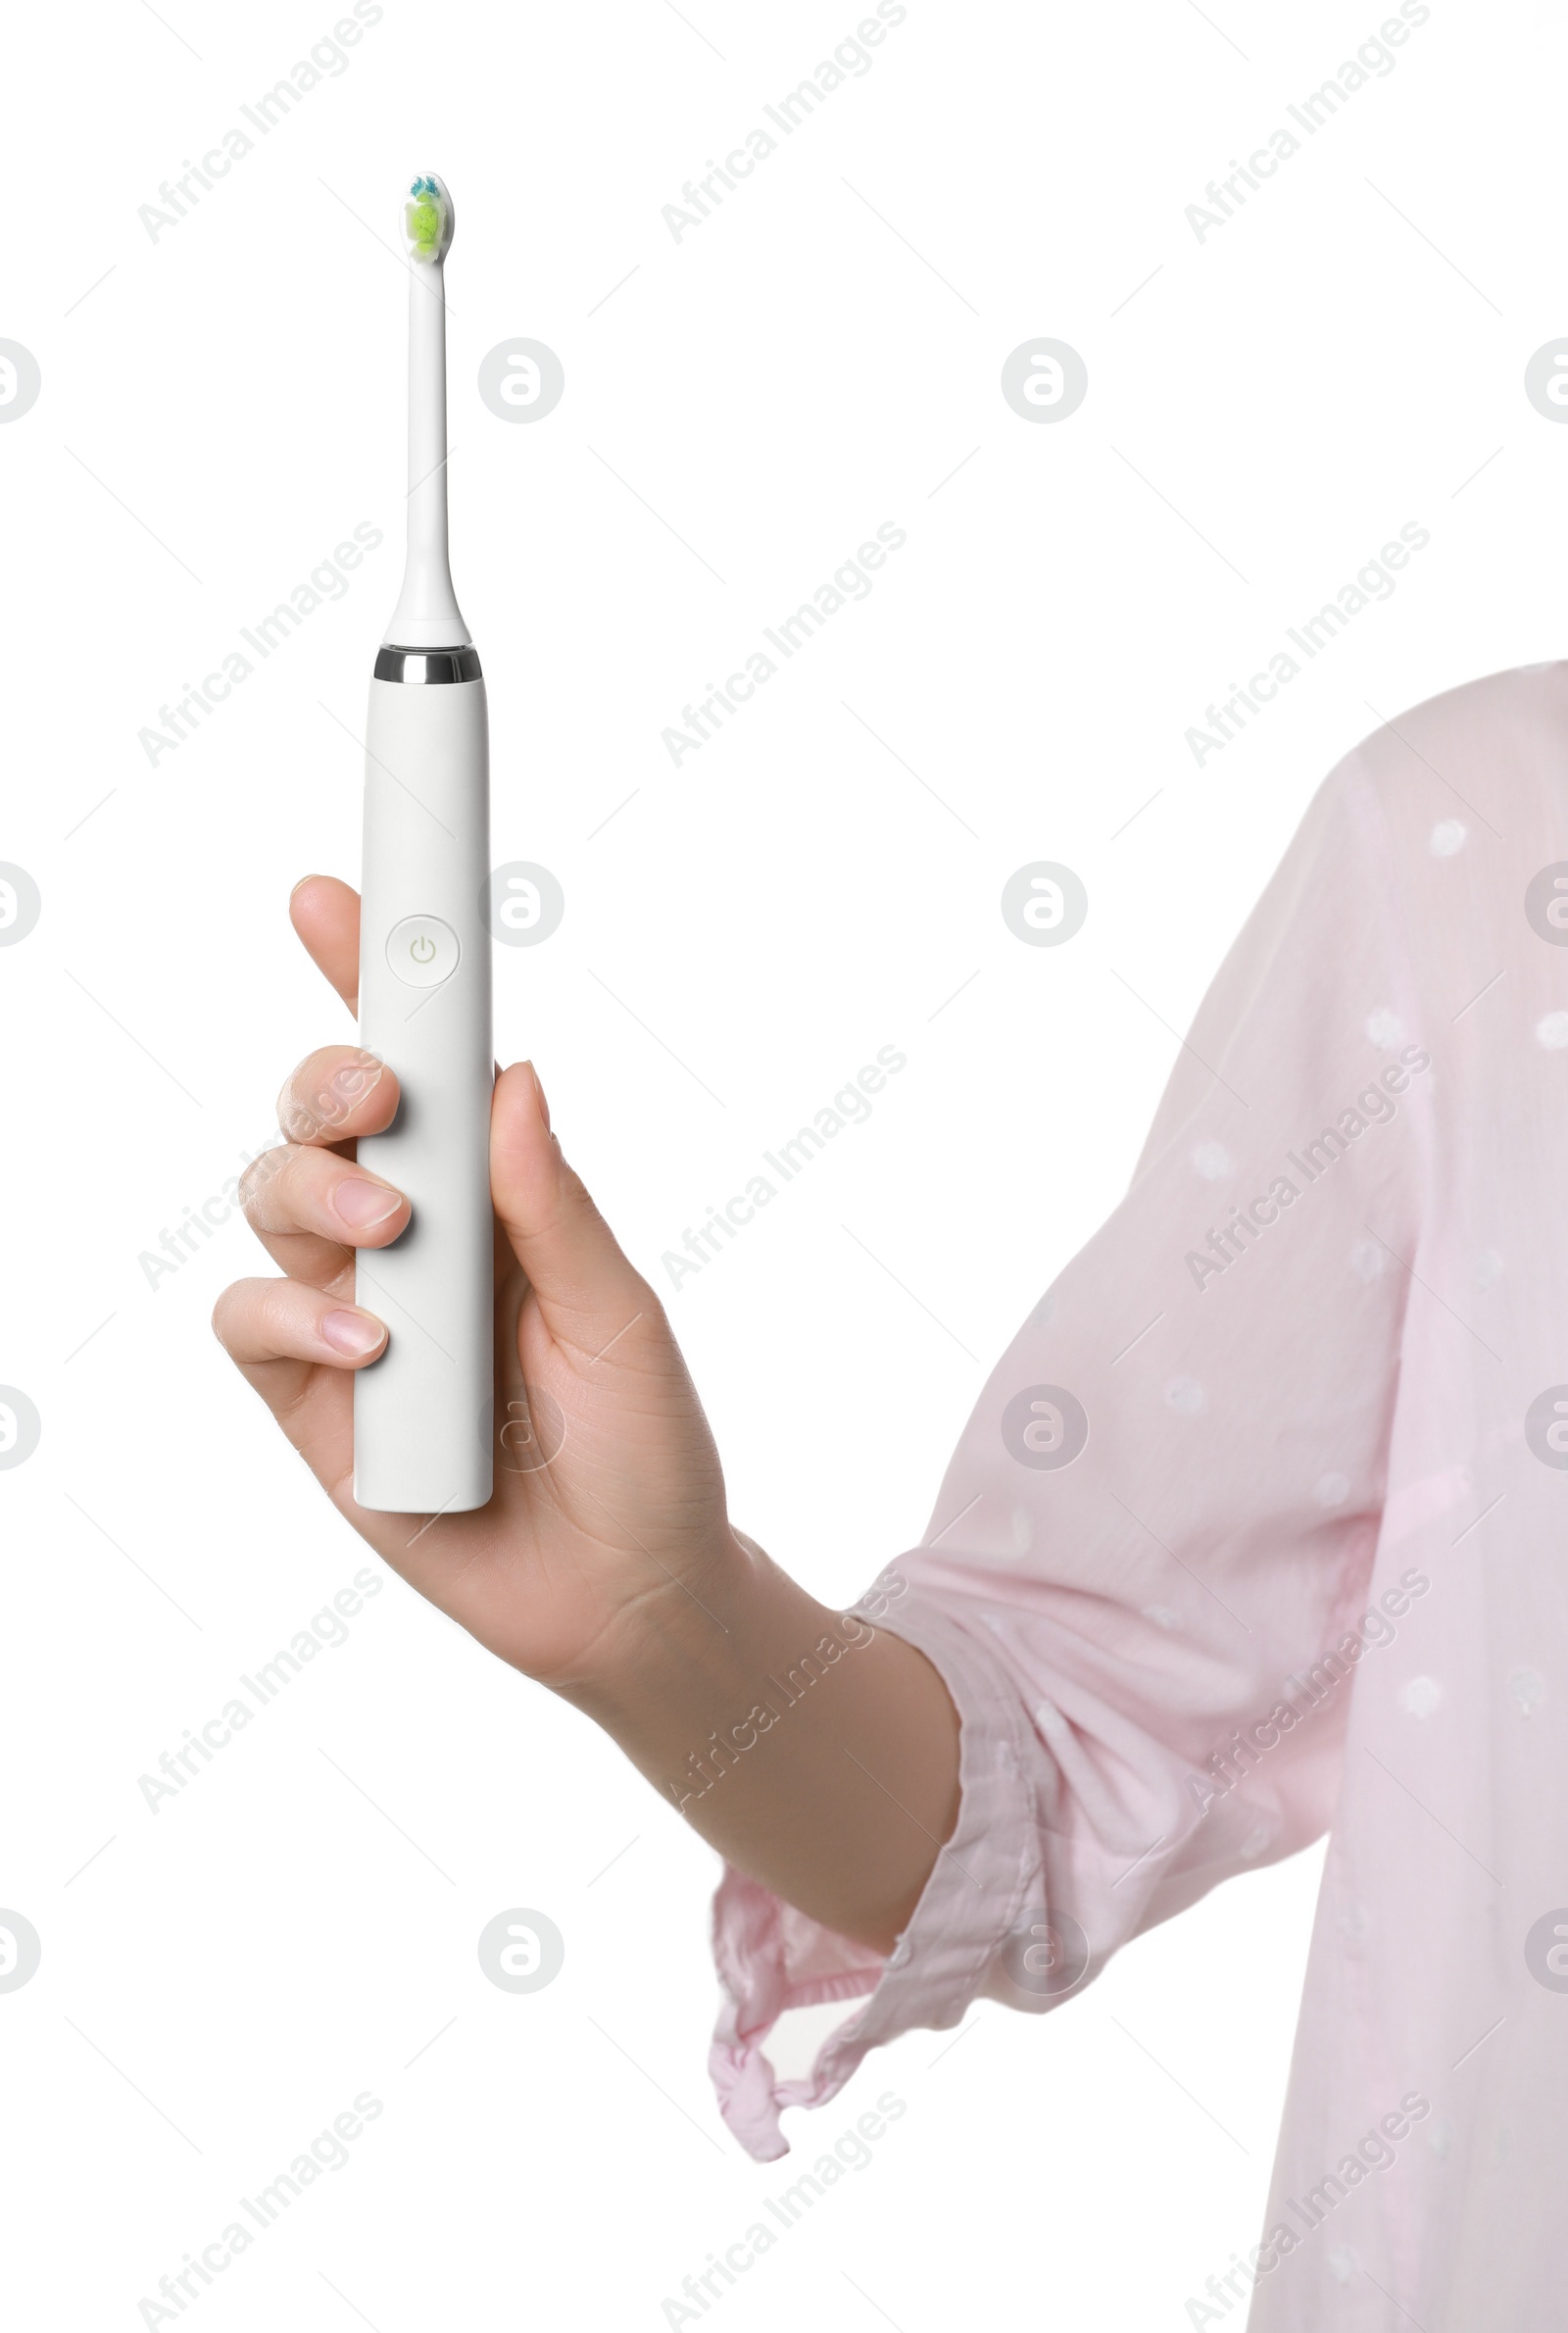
[564,1537,961,1956]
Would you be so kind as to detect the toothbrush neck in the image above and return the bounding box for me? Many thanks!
[384,258,471,651]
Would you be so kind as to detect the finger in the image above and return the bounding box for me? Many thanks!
[242,1145,409,1247]
[277,1045,400,1148]
[213,1277,388,1373]
[290,875,361,1014]
[490,1061,659,1359]
[239,1146,409,1286]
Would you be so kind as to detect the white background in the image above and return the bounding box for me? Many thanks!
[2,0,1560,2323]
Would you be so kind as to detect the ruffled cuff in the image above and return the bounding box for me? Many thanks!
[706,1588,1039,2159]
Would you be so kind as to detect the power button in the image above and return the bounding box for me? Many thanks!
[386,914,461,988]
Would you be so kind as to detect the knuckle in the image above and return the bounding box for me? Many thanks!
[253,1277,300,1348]
[210,1283,244,1350]
[238,1146,290,1222]
[277,1048,386,1143]
[556,1161,597,1220]
[318,1050,382,1128]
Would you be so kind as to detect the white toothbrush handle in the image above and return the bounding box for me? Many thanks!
[353,665,494,1514]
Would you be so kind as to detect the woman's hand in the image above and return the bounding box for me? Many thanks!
[213,875,737,1696]
[214,875,959,1954]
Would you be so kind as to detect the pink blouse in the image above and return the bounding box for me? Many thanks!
[707,662,1568,2327]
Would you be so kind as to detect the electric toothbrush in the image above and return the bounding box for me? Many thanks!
[354,174,493,1514]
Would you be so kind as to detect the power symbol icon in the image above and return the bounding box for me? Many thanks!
[385,915,459,988]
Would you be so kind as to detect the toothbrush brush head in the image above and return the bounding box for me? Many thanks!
[405,174,455,265]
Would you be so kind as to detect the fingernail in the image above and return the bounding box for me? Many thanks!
[527,1061,551,1132]
[290,873,323,900]
[333,1176,404,1230]
[320,1309,385,1357]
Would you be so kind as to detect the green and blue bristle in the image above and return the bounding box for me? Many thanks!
[405,176,451,263]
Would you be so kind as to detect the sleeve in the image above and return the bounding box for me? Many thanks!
[707,751,1434,2160]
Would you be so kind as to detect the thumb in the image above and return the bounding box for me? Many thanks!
[490,1062,655,1355]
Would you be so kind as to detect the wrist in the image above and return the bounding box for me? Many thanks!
[558,1528,845,1771]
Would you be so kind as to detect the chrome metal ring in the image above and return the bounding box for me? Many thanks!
[374,645,483,684]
